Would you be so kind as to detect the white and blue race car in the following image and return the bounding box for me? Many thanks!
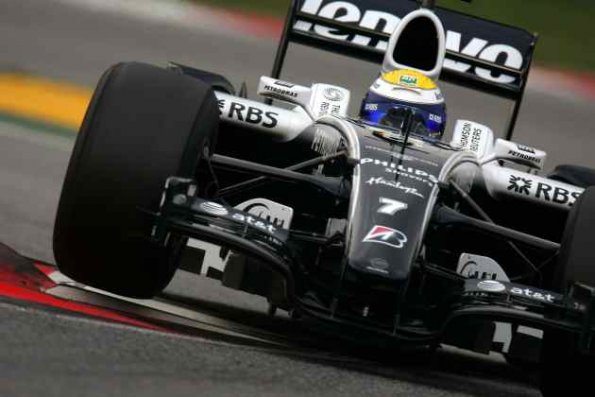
[52,1,594,395]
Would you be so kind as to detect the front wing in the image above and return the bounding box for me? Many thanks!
[154,177,595,354]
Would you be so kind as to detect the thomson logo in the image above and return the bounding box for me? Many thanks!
[295,0,524,84]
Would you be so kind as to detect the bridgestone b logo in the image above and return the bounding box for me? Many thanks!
[363,225,407,249]
[295,0,525,85]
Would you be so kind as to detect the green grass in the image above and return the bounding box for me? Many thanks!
[441,0,595,72]
[190,0,595,71]
[191,0,289,16]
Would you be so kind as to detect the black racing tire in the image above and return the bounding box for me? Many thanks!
[53,62,219,298]
[554,186,595,291]
[540,187,595,396]
[540,331,591,397]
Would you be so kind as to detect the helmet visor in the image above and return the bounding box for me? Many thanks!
[360,93,446,138]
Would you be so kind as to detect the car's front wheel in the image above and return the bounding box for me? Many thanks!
[540,187,595,396]
[53,62,219,298]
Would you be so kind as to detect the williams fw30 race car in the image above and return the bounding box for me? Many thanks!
[53,0,593,395]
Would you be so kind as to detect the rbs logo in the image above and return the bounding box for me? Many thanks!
[218,99,279,128]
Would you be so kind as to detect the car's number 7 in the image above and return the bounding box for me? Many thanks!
[378,198,408,215]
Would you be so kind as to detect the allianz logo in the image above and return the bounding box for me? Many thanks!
[296,0,524,84]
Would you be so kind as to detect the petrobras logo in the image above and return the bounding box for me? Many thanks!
[362,225,407,249]
[263,84,298,98]
[295,0,525,84]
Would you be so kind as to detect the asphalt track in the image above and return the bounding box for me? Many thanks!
[2,0,594,395]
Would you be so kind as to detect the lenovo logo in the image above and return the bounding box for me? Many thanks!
[295,0,524,84]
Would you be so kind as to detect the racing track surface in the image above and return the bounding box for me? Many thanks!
[2,0,595,395]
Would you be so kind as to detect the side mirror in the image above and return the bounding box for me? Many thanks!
[481,139,546,170]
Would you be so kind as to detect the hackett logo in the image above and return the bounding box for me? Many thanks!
[295,0,524,84]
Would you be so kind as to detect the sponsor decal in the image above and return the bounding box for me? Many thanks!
[507,174,582,207]
[365,177,424,199]
[323,87,345,101]
[274,80,295,88]
[242,202,272,218]
[383,167,436,187]
[507,175,532,195]
[231,213,277,233]
[236,198,294,230]
[459,122,482,153]
[507,150,541,165]
[194,199,281,234]
[457,254,510,282]
[362,225,407,249]
[475,278,558,303]
[364,103,378,111]
[429,113,443,124]
[218,99,279,128]
[399,75,417,86]
[263,84,298,98]
[517,144,536,154]
[199,201,229,216]
[364,146,440,167]
[510,287,555,303]
[477,280,506,292]
[366,258,390,274]
[462,261,496,280]
[382,69,437,90]
[360,158,438,187]
[296,0,525,84]
[319,101,341,116]
[378,197,408,215]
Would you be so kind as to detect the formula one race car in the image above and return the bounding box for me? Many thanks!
[52,0,593,395]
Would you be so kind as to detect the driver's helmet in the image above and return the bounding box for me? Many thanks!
[359,69,446,139]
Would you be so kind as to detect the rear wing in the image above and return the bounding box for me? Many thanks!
[271,0,538,140]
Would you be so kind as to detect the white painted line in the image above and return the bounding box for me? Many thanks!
[42,267,293,345]
[46,283,290,346]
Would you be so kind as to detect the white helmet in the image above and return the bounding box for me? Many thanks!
[359,69,447,139]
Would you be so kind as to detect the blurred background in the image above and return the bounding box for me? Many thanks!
[195,0,595,72]
[0,2,593,396]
